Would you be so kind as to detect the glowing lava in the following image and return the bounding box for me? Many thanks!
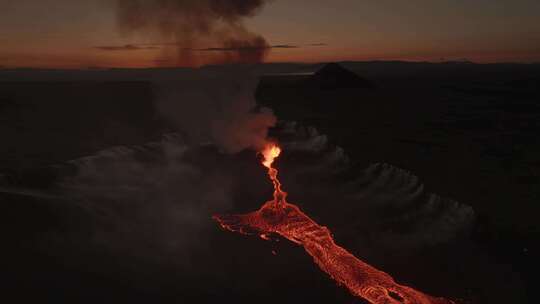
[213,143,455,304]
[261,143,287,207]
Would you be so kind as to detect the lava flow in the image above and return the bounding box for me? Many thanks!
[213,143,455,304]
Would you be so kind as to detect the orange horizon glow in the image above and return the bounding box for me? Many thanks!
[1,47,540,70]
[2,1,540,69]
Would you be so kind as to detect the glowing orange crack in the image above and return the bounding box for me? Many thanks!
[213,143,455,304]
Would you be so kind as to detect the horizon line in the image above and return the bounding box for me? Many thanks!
[2,59,540,71]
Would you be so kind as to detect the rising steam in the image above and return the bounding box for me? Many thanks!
[114,0,272,66]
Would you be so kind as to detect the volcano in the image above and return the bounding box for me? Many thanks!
[309,63,375,90]
[214,143,454,304]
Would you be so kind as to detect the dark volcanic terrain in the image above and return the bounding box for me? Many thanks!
[0,62,538,303]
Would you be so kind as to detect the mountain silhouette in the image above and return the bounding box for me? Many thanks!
[308,63,375,90]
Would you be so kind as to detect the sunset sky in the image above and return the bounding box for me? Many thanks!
[1,0,539,68]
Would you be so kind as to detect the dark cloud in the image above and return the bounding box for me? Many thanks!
[94,43,300,52]
[95,44,160,51]
[195,44,299,52]
[118,43,299,51]
[309,43,328,46]
[269,44,299,49]
[95,41,298,64]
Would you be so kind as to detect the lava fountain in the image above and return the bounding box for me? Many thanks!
[213,143,455,304]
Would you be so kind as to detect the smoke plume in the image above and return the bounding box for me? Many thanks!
[114,0,273,66]
[153,68,276,153]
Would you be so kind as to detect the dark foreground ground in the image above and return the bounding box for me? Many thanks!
[0,62,538,303]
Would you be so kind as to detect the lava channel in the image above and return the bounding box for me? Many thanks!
[213,143,455,304]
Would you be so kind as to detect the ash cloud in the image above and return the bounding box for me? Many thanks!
[114,0,273,66]
[153,68,276,153]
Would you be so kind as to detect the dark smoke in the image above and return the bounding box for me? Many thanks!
[95,44,160,51]
[115,0,272,66]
